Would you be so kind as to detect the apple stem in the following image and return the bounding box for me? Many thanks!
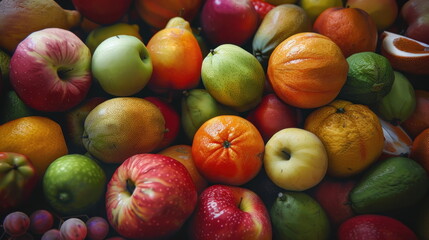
[126,179,136,195]
[57,67,73,79]
[281,150,291,160]
[209,49,215,55]
[238,197,243,209]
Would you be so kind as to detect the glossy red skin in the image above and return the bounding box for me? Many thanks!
[0,152,37,214]
[3,211,31,237]
[246,93,300,142]
[337,214,419,240]
[189,184,272,240]
[72,0,132,25]
[200,0,260,46]
[311,178,356,229]
[401,0,429,44]
[105,153,197,240]
[144,96,181,151]
[9,28,92,112]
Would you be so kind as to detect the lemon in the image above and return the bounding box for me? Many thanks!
[300,0,343,22]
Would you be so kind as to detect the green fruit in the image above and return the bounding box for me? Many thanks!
[0,90,35,124]
[43,154,106,215]
[252,4,311,69]
[350,156,429,214]
[270,191,331,240]
[374,71,416,125]
[0,49,10,82]
[181,88,237,141]
[201,44,266,112]
[339,52,395,105]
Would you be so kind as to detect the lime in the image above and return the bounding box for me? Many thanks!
[338,52,395,106]
[43,154,106,216]
[300,0,343,22]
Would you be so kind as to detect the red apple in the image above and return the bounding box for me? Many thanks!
[311,177,357,229]
[144,96,181,151]
[71,0,133,25]
[0,152,37,214]
[9,28,92,112]
[200,0,260,46]
[64,97,107,152]
[105,153,197,240]
[188,184,272,240]
[246,93,301,142]
[401,0,429,45]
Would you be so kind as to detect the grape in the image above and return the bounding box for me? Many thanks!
[41,229,60,240]
[29,209,55,235]
[2,211,30,237]
[105,237,126,240]
[59,218,87,240]
[85,216,109,240]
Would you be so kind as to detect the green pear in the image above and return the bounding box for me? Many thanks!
[201,44,265,112]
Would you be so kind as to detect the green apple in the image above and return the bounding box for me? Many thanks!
[91,35,153,96]
[263,128,328,191]
[42,154,106,215]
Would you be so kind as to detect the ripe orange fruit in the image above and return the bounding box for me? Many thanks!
[158,144,208,193]
[146,23,202,93]
[380,31,429,76]
[313,7,378,58]
[410,128,429,174]
[267,32,348,109]
[191,115,264,185]
[0,116,68,178]
[401,90,429,139]
[304,100,385,178]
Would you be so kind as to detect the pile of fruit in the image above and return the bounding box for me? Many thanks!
[1,0,429,239]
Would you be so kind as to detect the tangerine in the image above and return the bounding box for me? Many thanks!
[267,32,348,109]
[191,115,264,185]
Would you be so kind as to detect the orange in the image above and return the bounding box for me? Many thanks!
[267,32,348,109]
[0,116,68,178]
[146,24,202,93]
[304,100,385,178]
[191,115,264,186]
[401,90,429,139]
[313,7,378,58]
[410,128,429,174]
[380,31,429,76]
[379,118,413,161]
[158,144,208,193]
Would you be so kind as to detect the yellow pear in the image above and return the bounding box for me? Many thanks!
[0,0,81,53]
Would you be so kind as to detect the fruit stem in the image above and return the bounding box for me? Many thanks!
[126,179,136,195]
[282,150,291,160]
[223,140,231,148]
[336,108,345,113]
[238,197,243,209]
[209,49,215,55]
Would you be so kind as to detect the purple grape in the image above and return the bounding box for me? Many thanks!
[85,216,109,240]
[59,218,87,240]
[29,209,55,235]
[41,229,60,240]
[2,211,30,237]
[105,237,126,240]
